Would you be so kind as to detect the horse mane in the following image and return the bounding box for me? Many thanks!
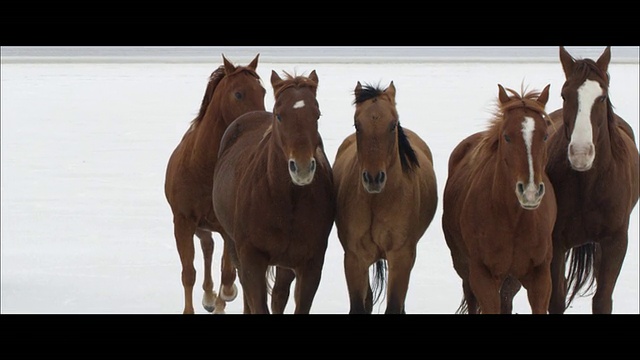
[273,71,318,98]
[353,83,420,173]
[471,85,550,165]
[190,65,226,128]
[189,64,261,129]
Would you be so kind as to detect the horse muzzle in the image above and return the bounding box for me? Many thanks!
[289,157,316,186]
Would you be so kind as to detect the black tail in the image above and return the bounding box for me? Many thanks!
[370,260,387,306]
[565,243,598,309]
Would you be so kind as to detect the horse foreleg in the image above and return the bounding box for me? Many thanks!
[344,250,372,314]
[592,233,627,314]
[195,229,217,313]
[174,215,197,314]
[468,262,501,314]
[238,250,270,314]
[271,267,295,314]
[292,260,323,314]
[211,236,239,314]
[548,244,568,314]
[520,263,552,314]
[385,249,416,314]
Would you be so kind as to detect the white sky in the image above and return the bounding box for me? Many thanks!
[1,50,638,314]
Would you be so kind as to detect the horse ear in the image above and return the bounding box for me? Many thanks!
[498,84,510,105]
[271,70,283,91]
[596,46,611,75]
[559,46,575,79]
[386,81,396,100]
[309,70,319,86]
[538,84,551,106]
[248,53,260,71]
[222,54,236,75]
[354,81,362,99]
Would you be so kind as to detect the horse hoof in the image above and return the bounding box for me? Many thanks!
[220,284,238,302]
[202,291,218,313]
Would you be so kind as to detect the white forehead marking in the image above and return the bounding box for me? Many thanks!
[293,100,305,109]
[522,116,535,185]
[572,79,600,145]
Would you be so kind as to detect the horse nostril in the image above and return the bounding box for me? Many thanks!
[517,182,524,195]
[538,183,545,196]
[362,171,371,184]
[310,158,316,172]
[376,171,386,185]
[289,160,297,173]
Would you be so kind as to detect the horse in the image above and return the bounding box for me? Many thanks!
[164,54,266,314]
[212,70,335,314]
[332,81,438,314]
[545,46,639,314]
[441,83,556,314]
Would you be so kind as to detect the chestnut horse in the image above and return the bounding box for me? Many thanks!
[545,46,639,313]
[332,81,438,314]
[442,84,556,314]
[164,54,266,314]
[212,70,335,314]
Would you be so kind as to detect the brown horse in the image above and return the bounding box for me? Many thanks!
[332,81,438,314]
[545,46,639,314]
[442,83,556,314]
[164,54,266,314]
[212,70,335,314]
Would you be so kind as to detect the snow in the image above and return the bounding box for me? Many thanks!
[1,47,638,314]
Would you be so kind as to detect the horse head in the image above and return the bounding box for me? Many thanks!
[270,70,321,186]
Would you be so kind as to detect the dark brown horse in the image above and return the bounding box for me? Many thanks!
[545,46,639,314]
[212,70,335,314]
[442,84,556,314]
[332,81,438,314]
[164,54,266,314]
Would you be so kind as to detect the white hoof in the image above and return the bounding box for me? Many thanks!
[202,291,217,313]
[219,284,238,302]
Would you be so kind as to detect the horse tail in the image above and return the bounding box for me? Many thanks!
[455,297,469,314]
[565,243,598,309]
[265,265,276,296]
[370,259,387,306]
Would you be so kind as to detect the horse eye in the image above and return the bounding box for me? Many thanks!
[390,122,397,132]
[235,92,243,100]
[276,114,282,122]
[354,123,360,133]
[598,95,607,103]
[543,134,548,142]
[504,134,511,143]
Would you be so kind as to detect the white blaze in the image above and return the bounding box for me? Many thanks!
[572,79,600,149]
[293,100,305,109]
[522,116,536,186]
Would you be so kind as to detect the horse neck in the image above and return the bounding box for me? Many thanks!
[192,109,228,166]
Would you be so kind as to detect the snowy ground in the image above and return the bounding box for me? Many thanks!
[1,47,638,314]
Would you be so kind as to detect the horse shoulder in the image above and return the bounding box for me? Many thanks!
[615,114,637,146]
[448,132,481,176]
[217,110,270,158]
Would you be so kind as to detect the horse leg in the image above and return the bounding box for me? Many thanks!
[548,243,568,314]
[344,250,372,314]
[500,275,522,314]
[292,259,324,314]
[468,262,501,314]
[520,263,552,314]
[174,215,197,314]
[592,234,628,314]
[385,249,416,314]
[237,250,270,314]
[194,229,217,313]
[271,267,295,314]
[212,235,239,314]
